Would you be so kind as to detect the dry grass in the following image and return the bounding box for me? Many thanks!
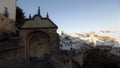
[95,35,115,42]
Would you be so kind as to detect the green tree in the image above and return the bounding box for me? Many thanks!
[16,6,25,28]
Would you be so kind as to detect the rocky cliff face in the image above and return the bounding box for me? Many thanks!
[82,49,120,68]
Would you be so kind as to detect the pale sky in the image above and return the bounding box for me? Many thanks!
[17,0,120,32]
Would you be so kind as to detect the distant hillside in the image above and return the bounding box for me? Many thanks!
[59,30,120,43]
[95,35,115,42]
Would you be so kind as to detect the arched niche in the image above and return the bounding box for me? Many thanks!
[28,31,51,61]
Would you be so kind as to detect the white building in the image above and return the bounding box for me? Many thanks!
[111,41,120,55]
[94,40,114,46]
[0,0,16,21]
[60,36,82,51]
[80,37,90,45]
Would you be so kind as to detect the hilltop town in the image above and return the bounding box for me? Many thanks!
[0,0,120,68]
[59,31,120,55]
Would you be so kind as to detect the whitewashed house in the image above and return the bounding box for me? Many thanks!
[60,35,82,51]
[94,40,114,50]
[60,37,72,50]
[111,41,120,55]
[80,37,90,45]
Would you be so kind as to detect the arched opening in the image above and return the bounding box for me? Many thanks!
[28,31,51,61]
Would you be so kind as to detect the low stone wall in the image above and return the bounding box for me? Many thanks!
[0,47,24,63]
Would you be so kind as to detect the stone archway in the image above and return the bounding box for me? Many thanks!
[28,31,50,61]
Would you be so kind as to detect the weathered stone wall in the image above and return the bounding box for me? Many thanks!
[0,36,24,63]
[19,29,59,60]
[20,29,59,48]
[0,13,15,32]
[0,47,24,63]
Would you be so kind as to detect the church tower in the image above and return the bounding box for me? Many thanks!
[0,0,16,21]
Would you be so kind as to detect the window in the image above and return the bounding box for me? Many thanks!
[60,45,62,47]
[1,18,4,21]
[71,48,72,50]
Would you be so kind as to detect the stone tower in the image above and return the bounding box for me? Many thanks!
[0,0,16,21]
[0,0,16,33]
